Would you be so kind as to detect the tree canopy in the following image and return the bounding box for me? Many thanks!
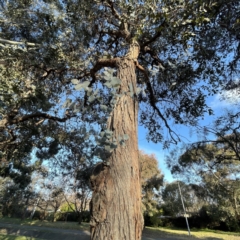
[0,0,239,239]
[1,0,239,154]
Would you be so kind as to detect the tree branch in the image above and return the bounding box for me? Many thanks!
[136,62,179,144]
[139,21,168,70]
[6,112,73,125]
[90,58,119,84]
[0,37,38,47]
[101,29,131,40]
[79,58,119,106]
[104,1,127,21]
[141,20,166,48]
[0,129,17,146]
[141,46,166,70]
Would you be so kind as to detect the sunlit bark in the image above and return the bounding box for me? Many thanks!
[90,43,143,240]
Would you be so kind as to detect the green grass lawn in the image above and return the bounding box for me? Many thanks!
[1,217,240,239]
[0,233,43,240]
[145,226,240,240]
[0,217,89,231]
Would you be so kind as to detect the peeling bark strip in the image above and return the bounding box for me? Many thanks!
[90,44,143,240]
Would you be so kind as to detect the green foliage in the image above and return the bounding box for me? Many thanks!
[144,209,164,227]
[0,0,238,159]
[0,177,36,218]
[198,205,240,231]
[170,143,240,219]
[139,150,164,218]
[60,202,75,213]
[31,210,46,221]
[0,1,239,236]
[54,210,90,222]
[161,181,195,216]
[166,123,240,231]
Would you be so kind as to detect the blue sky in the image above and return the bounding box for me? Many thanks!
[138,86,240,182]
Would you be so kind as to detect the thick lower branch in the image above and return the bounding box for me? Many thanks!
[91,58,118,73]
[0,112,72,129]
[12,112,72,124]
[90,58,119,84]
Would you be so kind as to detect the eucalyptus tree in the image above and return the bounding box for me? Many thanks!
[173,141,240,216]
[161,181,194,216]
[0,0,239,239]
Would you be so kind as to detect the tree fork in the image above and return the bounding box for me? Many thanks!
[90,43,143,240]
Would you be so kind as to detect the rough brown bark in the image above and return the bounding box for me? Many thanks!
[90,44,143,239]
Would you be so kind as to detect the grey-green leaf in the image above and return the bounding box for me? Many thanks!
[100,105,108,111]
[111,77,121,87]
[75,81,90,90]
[123,134,129,140]
[71,79,79,84]
[88,95,95,103]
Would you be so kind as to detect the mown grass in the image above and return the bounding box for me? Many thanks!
[146,226,240,240]
[0,233,43,240]
[0,217,89,231]
[1,217,240,239]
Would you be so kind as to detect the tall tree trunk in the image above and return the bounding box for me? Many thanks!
[78,211,83,225]
[232,193,239,220]
[21,195,30,220]
[90,43,143,239]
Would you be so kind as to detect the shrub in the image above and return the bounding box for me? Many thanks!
[31,210,46,220]
[54,210,90,223]
[144,212,169,227]
[1,203,25,218]
[81,210,91,222]
[54,211,77,222]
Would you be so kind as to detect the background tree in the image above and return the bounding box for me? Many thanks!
[168,133,240,230]
[0,0,239,239]
[47,187,65,215]
[59,170,92,224]
[45,124,96,224]
[0,177,37,218]
[202,109,240,162]
[161,181,195,217]
[139,150,163,222]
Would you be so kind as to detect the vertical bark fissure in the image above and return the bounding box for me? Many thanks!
[90,43,143,239]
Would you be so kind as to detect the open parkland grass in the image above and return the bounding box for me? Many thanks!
[0,233,43,240]
[145,226,240,240]
[0,217,89,231]
[0,217,240,239]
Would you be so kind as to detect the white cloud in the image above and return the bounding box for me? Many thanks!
[210,87,240,109]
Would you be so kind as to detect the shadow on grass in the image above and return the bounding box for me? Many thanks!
[0,223,90,240]
[0,234,40,240]
[143,227,224,240]
[2,217,238,240]
[0,217,89,232]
